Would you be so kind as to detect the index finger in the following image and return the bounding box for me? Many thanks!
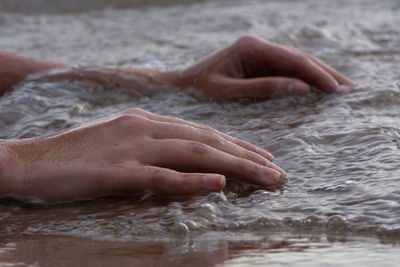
[121,108,275,161]
[237,36,343,93]
[308,55,355,86]
[262,43,340,93]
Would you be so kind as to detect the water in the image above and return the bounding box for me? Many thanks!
[1,0,400,265]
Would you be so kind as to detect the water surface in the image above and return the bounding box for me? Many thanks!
[1,0,400,266]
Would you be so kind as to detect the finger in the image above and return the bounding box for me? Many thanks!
[239,37,341,92]
[121,108,275,161]
[110,165,226,195]
[215,76,310,98]
[273,51,340,93]
[308,56,355,87]
[144,139,284,186]
[149,119,285,173]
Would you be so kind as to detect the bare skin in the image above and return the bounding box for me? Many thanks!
[160,35,354,97]
[0,108,284,202]
[0,35,353,202]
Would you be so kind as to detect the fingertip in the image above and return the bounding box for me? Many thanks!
[339,76,357,89]
[349,80,357,87]
[335,85,352,95]
[332,69,356,87]
[323,80,340,93]
[202,174,226,191]
[288,81,310,95]
[256,147,274,161]
[258,166,282,186]
[342,78,356,87]
[266,162,287,178]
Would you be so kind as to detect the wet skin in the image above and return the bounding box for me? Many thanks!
[0,35,353,202]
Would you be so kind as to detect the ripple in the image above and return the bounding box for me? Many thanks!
[1,1,400,265]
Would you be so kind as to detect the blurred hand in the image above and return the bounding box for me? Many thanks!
[0,35,354,98]
[165,35,354,98]
[0,108,285,203]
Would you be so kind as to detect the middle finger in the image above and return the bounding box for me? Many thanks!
[149,120,285,176]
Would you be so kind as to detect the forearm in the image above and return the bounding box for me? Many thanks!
[0,140,21,197]
[0,50,67,95]
[0,49,183,95]
[91,65,165,85]
[0,142,6,196]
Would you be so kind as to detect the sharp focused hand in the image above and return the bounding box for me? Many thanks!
[0,108,285,202]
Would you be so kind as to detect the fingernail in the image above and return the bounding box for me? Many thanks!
[266,162,287,178]
[335,85,352,94]
[256,147,274,161]
[349,81,357,87]
[288,82,309,94]
[258,166,282,186]
[324,80,339,93]
[202,174,225,190]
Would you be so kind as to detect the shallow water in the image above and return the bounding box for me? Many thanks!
[1,0,400,266]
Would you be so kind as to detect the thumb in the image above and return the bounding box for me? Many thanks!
[214,76,310,98]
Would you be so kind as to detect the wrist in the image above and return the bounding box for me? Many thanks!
[153,69,194,89]
[0,50,66,95]
[0,140,24,197]
[123,67,184,87]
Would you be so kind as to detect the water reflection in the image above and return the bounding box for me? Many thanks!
[1,233,399,267]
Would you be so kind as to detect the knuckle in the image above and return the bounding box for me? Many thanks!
[186,141,209,155]
[246,143,258,153]
[296,54,312,66]
[111,114,150,130]
[123,107,146,115]
[177,174,197,193]
[112,114,135,125]
[248,151,267,165]
[236,35,258,46]
[236,157,256,172]
[141,166,161,176]
[200,129,225,147]
[197,123,216,132]
[280,44,303,58]
[148,172,185,195]
[231,135,247,146]
[286,46,300,54]
[149,173,164,187]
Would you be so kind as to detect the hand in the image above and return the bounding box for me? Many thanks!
[164,35,354,98]
[0,35,354,98]
[0,108,285,203]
